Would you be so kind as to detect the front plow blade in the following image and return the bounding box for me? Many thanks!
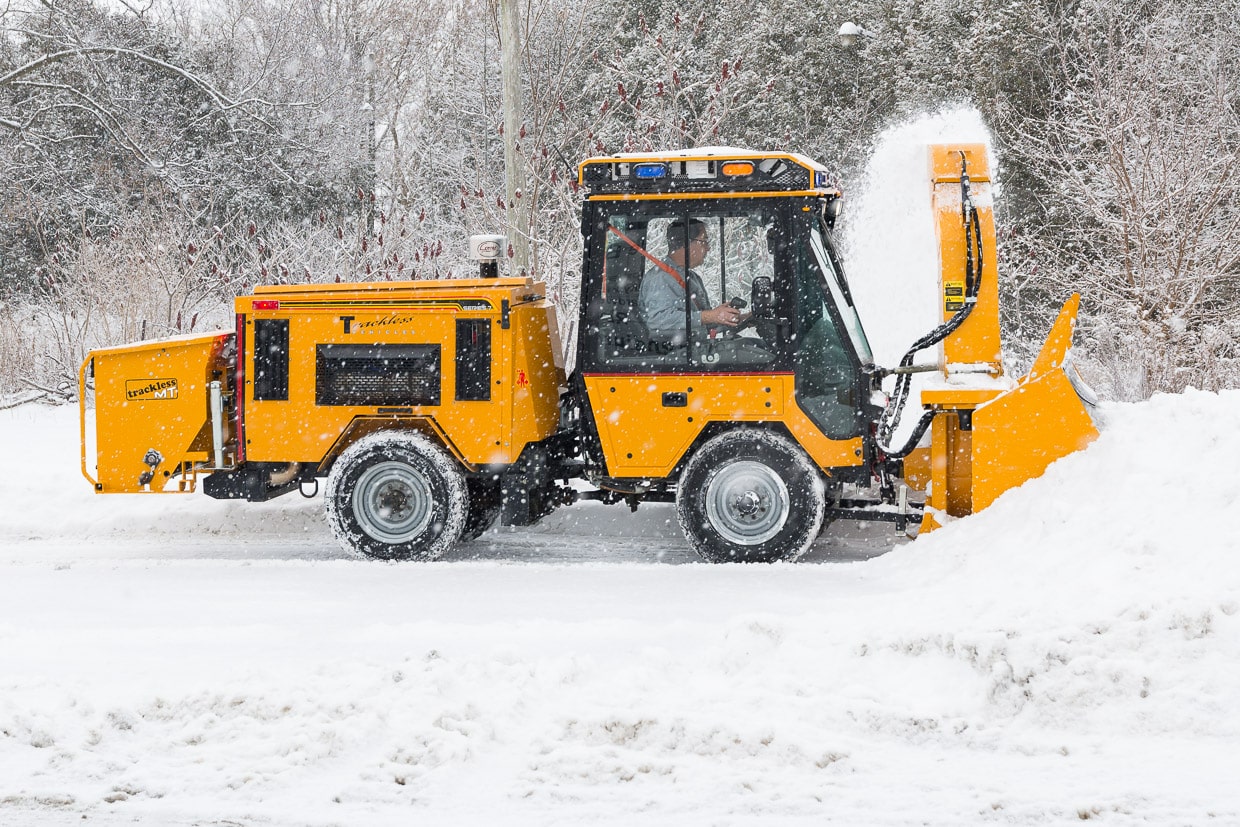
[920,296,1099,531]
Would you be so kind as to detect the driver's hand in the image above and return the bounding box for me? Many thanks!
[702,304,745,327]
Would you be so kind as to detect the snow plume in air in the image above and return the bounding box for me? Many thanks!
[840,106,995,371]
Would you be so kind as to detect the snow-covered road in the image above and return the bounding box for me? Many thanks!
[2,391,1239,826]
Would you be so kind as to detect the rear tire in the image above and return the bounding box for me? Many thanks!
[325,431,468,560]
[676,430,824,563]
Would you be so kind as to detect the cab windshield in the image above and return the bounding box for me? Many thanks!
[787,210,870,439]
[810,217,872,365]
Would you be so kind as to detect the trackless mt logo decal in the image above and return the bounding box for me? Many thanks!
[126,378,179,400]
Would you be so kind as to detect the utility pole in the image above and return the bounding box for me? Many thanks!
[363,48,377,237]
[351,34,377,237]
[498,0,530,276]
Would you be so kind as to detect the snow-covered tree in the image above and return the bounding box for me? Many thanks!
[997,0,1240,396]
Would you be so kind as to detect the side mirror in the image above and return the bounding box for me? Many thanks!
[824,197,842,228]
[751,276,774,318]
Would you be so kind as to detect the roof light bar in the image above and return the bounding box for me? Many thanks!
[579,150,832,194]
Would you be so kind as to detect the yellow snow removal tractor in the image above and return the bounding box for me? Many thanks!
[79,144,1098,562]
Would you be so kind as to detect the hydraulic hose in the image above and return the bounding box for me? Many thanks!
[877,152,984,458]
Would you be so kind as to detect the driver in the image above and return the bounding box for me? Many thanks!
[639,219,746,343]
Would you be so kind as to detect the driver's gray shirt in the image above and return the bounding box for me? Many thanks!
[639,262,711,339]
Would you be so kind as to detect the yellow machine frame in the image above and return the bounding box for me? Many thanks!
[79,142,1100,555]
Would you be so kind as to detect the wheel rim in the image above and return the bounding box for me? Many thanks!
[352,461,435,544]
[703,460,789,545]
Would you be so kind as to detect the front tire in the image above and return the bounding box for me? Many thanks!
[676,430,824,563]
[325,431,468,560]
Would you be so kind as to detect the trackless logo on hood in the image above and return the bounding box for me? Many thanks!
[126,378,179,400]
[339,313,418,333]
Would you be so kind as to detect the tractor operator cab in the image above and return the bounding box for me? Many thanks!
[575,150,878,444]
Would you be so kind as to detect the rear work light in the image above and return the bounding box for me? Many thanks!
[252,300,280,311]
[721,161,755,177]
[633,163,669,179]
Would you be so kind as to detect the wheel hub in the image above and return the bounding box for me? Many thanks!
[353,461,434,543]
[733,490,764,518]
[704,460,790,546]
[375,482,413,521]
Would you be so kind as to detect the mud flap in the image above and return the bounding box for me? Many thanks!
[500,443,555,527]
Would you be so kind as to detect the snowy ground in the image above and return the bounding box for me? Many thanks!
[2,389,1239,826]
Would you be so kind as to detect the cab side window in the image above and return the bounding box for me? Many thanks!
[589,206,780,371]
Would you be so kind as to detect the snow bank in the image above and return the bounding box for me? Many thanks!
[1,389,1238,826]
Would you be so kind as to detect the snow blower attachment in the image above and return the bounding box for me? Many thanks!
[893,144,1099,530]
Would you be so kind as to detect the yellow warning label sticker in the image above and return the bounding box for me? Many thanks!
[944,280,966,312]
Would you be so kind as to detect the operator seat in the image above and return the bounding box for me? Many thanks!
[600,232,649,358]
